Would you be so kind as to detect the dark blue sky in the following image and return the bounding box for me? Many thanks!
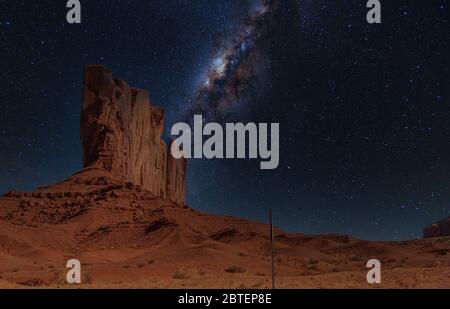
[0,0,449,240]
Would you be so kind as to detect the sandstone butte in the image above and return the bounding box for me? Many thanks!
[81,65,186,206]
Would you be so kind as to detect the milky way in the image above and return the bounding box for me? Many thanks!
[185,0,280,122]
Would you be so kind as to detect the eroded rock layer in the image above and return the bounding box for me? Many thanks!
[81,65,185,204]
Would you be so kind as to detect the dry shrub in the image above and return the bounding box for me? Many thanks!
[225,266,246,274]
[83,273,93,284]
[173,267,191,279]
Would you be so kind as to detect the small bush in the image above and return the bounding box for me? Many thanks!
[197,269,206,276]
[306,258,319,265]
[83,273,93,284]
[173,268,190,279]
[225,266,246,274]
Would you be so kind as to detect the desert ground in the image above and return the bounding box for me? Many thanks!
[0,168,449,289]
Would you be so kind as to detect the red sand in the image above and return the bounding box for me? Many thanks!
[0,168,449,288]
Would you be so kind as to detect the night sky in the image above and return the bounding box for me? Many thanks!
[1,0,449,240]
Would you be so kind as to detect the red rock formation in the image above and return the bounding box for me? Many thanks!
[167,141,187,206]
[81,65,186,204]
[424,217,450,238]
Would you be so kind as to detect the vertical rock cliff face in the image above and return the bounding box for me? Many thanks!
[81,65,186,205]
[167,142,187,206]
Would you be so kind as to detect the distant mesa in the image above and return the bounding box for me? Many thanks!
[424,217,450,238]
[81,65,186,205]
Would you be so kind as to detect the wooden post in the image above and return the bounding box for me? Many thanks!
[269,208,275,289]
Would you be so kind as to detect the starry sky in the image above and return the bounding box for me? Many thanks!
[0,0,449,240]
